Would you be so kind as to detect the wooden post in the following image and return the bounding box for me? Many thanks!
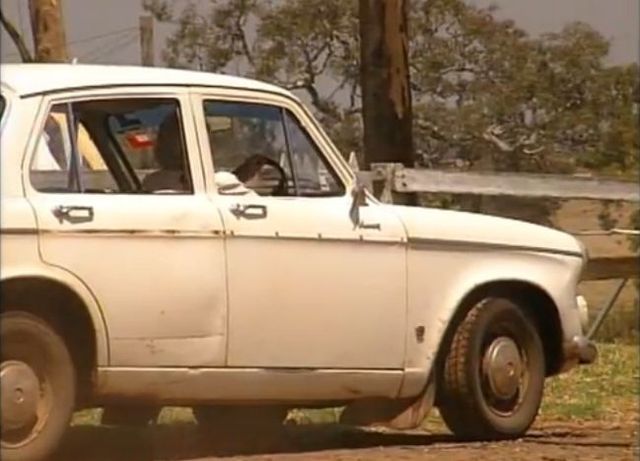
[359,0,414,169]
[28,0,68,62]
[139,15,154,67]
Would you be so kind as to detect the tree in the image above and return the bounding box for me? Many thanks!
[28,0,68,62]
[145,0,638,181]
[359,0,413,167]
[143,0,361,155]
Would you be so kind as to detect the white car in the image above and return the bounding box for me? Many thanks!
[0,64,596,461]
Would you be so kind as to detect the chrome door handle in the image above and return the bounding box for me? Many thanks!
[52,205,94,224]
[230,203,268,220]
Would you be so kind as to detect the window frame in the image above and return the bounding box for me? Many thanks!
[194,89,348,199]
[26,89,202,196]
[281,108,345,197]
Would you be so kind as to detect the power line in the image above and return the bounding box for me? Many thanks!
[80,30,139,63]
[68,27,137,46]
[1,26,138,61]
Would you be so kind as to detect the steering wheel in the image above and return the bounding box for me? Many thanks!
[232,154,288,196]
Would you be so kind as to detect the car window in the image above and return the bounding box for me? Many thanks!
[203,101,295,196]
[203,100,343,197]
[283,110,344,197]
[30,98,192,194]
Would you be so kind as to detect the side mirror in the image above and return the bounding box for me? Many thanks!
[349,181,368,226]
[352,181,368,208]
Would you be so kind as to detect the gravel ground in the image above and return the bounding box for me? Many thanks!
[54,420,638,461]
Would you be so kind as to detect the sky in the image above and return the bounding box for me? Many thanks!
[1,0,638,66]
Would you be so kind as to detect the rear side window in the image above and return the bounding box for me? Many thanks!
[29,98,192,194]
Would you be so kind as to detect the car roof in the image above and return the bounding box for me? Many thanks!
[1,63,293,99]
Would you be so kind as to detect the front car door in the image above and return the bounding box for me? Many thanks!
[191,88,408,370]
[24,88,228,367]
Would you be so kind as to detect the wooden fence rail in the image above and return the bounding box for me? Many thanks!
[583,256,638,281]
[356,163,640,202]
[355,163,639,281]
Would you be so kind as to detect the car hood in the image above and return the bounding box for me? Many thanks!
[386,204,584,257]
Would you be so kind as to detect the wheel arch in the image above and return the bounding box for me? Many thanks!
[434,279,564,390]
[1,269,109,401]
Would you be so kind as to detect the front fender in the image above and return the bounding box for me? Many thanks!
[398,246,583,398]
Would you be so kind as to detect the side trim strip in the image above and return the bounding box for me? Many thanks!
[2,228,404,244]
[0,228,38,235]
[226,232,404,245]
[1,228,224,238]
[407,237,582,258]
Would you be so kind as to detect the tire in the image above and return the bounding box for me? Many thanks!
[438,297,545,440]
[1,311,76,461]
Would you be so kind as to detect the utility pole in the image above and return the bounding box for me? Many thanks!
[139,15,154,66]
[28,0,68,62]
[359,0,414,168]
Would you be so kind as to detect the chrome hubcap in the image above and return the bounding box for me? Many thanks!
[1,361,40,431]
[482,336,523,400]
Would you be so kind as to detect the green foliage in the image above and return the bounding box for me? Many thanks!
[539,343,638,422]
[144,0,638,177]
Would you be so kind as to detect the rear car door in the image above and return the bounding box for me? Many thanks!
[24,88,228,367]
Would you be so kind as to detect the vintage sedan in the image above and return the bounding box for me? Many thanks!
[0,64,596,461]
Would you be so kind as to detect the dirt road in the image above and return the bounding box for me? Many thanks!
[55,420,637,461]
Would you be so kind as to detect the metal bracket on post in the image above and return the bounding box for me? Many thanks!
[587,278,629,340]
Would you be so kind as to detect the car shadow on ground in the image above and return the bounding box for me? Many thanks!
[54,422,621,461]
[53,423,457,461]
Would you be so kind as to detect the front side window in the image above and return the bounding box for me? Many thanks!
[204,101,295,196]
[284,111,343,196]
[30,98,192,194]
[203,100,344,197]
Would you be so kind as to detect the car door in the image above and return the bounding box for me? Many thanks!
[24,89,228,367]
[192,89,408,370]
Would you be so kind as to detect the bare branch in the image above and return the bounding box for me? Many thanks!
[232,2,254,67]
[482,124,516,152]
[0,9,33,62]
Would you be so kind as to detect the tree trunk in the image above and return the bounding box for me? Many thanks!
[28,0,68,62]
[359,0,414,168]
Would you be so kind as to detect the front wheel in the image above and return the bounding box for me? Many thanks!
[1,311,76,461]
[438,297,545,440]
